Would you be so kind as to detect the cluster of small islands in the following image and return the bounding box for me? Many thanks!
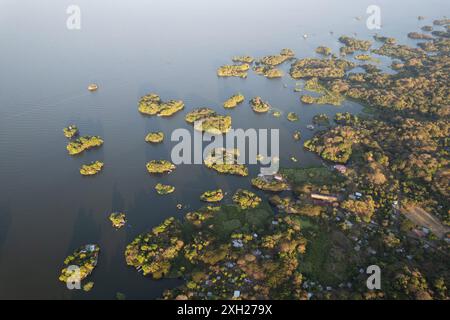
[59,18,449,300]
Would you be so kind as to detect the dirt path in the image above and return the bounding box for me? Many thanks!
[402,205,449,239]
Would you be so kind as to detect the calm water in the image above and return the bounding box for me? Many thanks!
[0,0,448,299]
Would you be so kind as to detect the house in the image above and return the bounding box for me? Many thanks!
[333,165,347,174]
[233,290,241,298]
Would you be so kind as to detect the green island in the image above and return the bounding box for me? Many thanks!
[287,112,299,122]
[253,65,284,78]
[203,148,248,176]
[200,189,224,202]
[185,108,232,134]
[250,97,271,113]
[79,161,104,176]
[59,244,99,284]
[217,63,250,78]
[251,176,290,192]
[293,130,301,141]
[258,48,295,66]
[232,56,254,64]
[312,113,330,126]
[66,136,104,155]
[315,46,332,56]
[138,93,184,117]
[223,93,245,109]
[146,160,176,174]
[338,36,372,55]
[109,212,126,229]
[232,189,262,209]
[63,125,78,139]
[290,58,355,79]
[155,183,176,195]
[145,131,164,143]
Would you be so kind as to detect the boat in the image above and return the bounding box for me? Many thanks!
[88,83,98,92]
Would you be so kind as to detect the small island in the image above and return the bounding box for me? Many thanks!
[59,244,100,284]
[287,112,299,122]
[251,176,290,192]
[63,125,78,139]
[138,93,184,117]
[217,63,250,78]
[223,93,245,109]
[146,160,176,174]
[250,97,271,113]
[79,161,104,176]
[66,136,104,155]
[109,212,126,229]
[200,189,224,202]
[185,108,232,134]
[155,183,175,195]
[145,132,164,143]
[204,148,248,176]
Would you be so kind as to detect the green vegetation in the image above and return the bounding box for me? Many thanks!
[280,167,344,188]
[200,189,224,202]
[63,125,78,139]
[251,176,289,192]
[223,93,245,109]
[204,148,248,176]
[290,58,355,79]
[59,244,99,284]
[155,183,175,195]
[138,93,184,117]
[232,56,254,64]
[125,217,184,279]
[79,161,104,176]
[66,136,103,155]
[293,131,301,141]
[287,112,299,122]
[232,189,261,209]
[146,160,176,174]
[316,46,332,56]
[253,66,283,78]
[312,113,330,126]
[339,36,372,55]
[250,97,271,113]
[83,282,94,292]
[109,212,126,229]
[259,48,295,66]
[145,132,164,143]
[217,63,250,78]
[185,108,232,134]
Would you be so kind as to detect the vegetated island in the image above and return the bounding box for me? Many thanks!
[66,136,104,155]
[146,160,176,174]
[59,244,99,285]
[155,183,176,195]
[145,132,164,143]
[63,125,78,139]
[185,108,232,134]
[109,212,126,229]
[79,161,104,176]
[200,189,224,202]
[138,93,184,117]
